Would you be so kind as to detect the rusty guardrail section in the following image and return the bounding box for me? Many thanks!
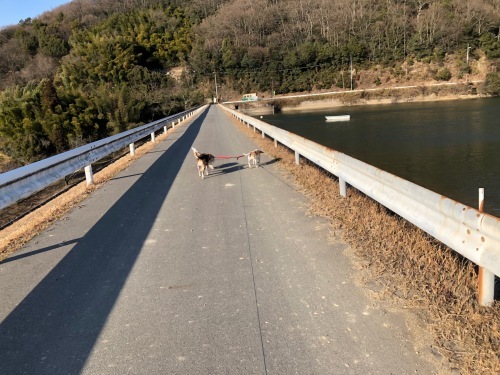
[0,105,207,211]
[221,104,499,306]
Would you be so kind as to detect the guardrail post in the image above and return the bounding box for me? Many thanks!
[129,143,135,156]
[172,121,175,128]
[151,132,156,143]
[253,126,256,133]
[478,188,495,306]
[262,131,265,139]
[295,151,300,165]
[339,177,347,197]
[163,125,167,133]
[479,268,495,306]
[274,139,278,148]
[84,165,94,186]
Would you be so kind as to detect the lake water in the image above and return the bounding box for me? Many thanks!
[256,97,500,217]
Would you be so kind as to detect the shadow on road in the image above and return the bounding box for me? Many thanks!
[0,238,82,265]
[0,108,209,374]
[202,158,281,179]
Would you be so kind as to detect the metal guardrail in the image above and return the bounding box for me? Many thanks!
[220,104,499,306]
[0,105,207,211]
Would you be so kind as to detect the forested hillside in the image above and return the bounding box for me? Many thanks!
[193,0,500,95]
[0,0,499,168]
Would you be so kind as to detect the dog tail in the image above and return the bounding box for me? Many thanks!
[192,147,201,158]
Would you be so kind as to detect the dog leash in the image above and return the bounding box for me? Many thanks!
[215,154,245,160]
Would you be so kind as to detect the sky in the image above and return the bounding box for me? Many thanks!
[0,1,70,29]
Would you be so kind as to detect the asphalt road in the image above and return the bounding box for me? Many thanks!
[0,105,441,374]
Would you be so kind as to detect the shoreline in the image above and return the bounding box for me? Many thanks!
[237,81,489,114]
[280,93,486,112]
[242,93,484,115]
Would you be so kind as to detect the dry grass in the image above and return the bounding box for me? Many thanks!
[0,150,20,172]
[0,124,182,262]
[228,115,500,374]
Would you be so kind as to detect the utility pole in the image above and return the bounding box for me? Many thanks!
[466,44,471,65]
[214,72,218,103]
[350,55,353,90]
[403,0,407,59]
[340,57,345,89]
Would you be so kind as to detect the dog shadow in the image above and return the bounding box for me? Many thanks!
[257,158,280,167]
[217,162,240,169]
[210,162,244,176]
[202,158,281,179]
[241,157,281,169]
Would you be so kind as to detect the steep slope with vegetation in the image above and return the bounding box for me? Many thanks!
[0,0,204,168]
[191,0,500,95]
[0,0,499,168]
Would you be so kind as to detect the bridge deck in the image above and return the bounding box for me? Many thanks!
[0,105,440,374]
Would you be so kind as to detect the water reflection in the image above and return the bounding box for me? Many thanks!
[258,98,500,216]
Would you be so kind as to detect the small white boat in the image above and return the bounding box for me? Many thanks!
[325,115,350,122]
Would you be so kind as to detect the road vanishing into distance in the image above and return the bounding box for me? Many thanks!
[0,105,445,374]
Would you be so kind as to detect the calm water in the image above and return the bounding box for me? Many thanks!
[257,97,500,216]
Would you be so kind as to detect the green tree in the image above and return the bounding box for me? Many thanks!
[14,29,38,55]
[41,80,59,112]
[480,32,500,58]
[435,67,452,81]
[484,72,500,95]
[0,83,48,163]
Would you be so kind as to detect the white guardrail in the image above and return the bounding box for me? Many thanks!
[220,104,499,306]
[0,105,207,212]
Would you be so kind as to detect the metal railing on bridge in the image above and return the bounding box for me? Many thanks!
[220,104,499,307]
[0,105,207,212]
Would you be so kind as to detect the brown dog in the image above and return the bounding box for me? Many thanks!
[243,149,264,168]
[192,147,215,178]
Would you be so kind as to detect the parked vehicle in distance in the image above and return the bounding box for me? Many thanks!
[242,93,258,101]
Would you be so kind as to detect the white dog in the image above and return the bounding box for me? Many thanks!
[243,149,264,168]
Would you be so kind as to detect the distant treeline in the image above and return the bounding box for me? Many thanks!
[0,0,499,166]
